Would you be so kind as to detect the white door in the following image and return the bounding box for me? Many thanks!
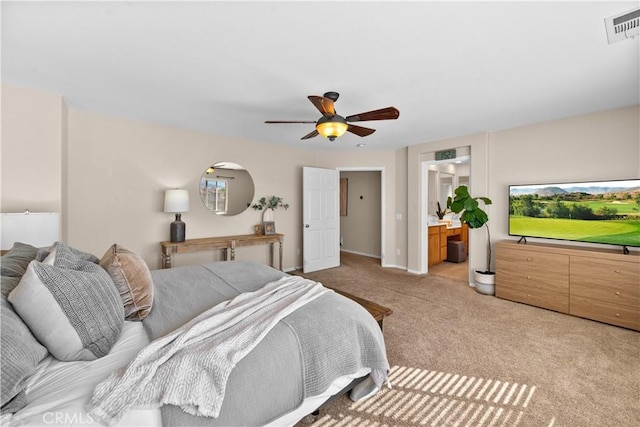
[303,167,340,273]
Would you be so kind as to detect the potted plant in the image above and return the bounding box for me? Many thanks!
[251,196,289,212]
[447,185,495,295]
[435,202,449,221]
[251,196,289,234]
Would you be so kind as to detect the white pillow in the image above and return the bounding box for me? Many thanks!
[8,242,124,362]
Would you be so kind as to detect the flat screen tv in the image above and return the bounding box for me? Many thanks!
[509,179,640,249]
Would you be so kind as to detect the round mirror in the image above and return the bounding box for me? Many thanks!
[199,162,255,216]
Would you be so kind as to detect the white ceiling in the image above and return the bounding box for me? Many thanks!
[2,1,638,151]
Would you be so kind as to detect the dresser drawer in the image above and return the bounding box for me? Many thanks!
[496,248,569,302]
[496,250,569,293]
[496,284,568,313]
[570,257,640,307]
[497,250,569,279]
[497,246,565,264]
[570,295,640,331]
[571,280,639,308]
[497,268,569,295]
[571,256,639,283]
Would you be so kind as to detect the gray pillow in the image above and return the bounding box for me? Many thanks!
[36,244,100,264]
[0,242,39,277]
[8,242,124,361]
[0,284,49,411]
[1,275,20,298]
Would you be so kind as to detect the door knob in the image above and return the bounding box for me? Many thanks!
[305,224,310,228]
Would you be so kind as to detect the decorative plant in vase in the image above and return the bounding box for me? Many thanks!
[251,196,289,234]
[435,202,449,220]
[447,185,495,295]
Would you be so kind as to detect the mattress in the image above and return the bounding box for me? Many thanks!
[142,261,388,426]
[4,321,161,426]
[4,320,370,427]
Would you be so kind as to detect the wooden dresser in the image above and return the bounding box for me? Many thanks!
[495,240,640,331]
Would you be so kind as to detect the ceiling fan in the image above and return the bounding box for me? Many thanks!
[265,91,400,142]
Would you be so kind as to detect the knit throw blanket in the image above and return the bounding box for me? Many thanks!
[87,276,330,425]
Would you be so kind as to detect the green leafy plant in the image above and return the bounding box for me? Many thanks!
[251,196,289,211]
[447,185,493,273]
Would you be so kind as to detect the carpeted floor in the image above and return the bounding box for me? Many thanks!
[293,252,640,427]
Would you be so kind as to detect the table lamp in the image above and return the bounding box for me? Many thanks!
[164,189,189,243]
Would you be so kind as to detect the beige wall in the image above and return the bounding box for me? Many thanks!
[1,85,65,216]
[407,105,640,280]
[2,83,638,276]
[1,84,402,270]
[65,108,323,269]
[489,106,640,246]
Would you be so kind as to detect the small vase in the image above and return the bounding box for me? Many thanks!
[262,208,275,223]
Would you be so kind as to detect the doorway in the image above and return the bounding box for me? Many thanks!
[423,153,470,280]
[338,168,384,265]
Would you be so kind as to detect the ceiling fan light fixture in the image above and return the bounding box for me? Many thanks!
[316,115,348,141]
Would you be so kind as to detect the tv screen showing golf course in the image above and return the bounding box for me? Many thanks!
[509,179,640,248]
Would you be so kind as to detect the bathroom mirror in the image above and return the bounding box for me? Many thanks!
[199,162,255,216]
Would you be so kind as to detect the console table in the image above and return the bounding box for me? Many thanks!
[161,233,284,270]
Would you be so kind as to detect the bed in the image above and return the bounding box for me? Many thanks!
[1,241,389,426]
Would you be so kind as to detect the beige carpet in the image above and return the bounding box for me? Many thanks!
[294,252,640,427]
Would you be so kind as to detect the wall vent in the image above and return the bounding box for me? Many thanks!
[605,7,640,44]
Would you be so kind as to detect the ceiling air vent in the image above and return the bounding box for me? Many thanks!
[605,6,640,44]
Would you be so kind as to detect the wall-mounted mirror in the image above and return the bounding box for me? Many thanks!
[426,156,470,216]
[199,162,255,216]
[439,172,454,203]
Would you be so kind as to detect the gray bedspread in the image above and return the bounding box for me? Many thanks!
[144,261,389,427]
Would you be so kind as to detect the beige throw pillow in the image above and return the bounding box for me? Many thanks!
[100,244,154,320]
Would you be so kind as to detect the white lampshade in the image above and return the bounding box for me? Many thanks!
[164,189,190,213]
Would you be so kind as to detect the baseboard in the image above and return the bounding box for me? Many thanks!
[340,249,381,259]
[291,257,407,272]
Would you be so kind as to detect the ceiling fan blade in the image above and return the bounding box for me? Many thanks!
[308,95,335,116]
[345,107,400,122]
[265,120,317,124]
[347,124,376,137]
[301,129,319,140]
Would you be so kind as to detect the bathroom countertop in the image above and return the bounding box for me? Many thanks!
[428,222,463,229]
